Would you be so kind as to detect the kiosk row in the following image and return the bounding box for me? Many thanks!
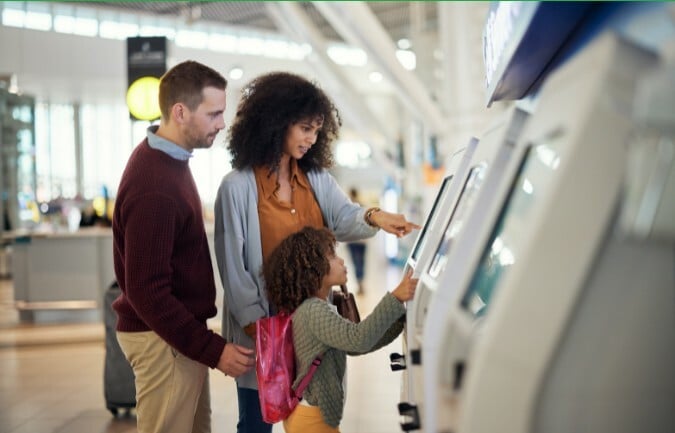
[392,33,675,433]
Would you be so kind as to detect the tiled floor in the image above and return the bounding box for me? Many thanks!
[0,239,407,433]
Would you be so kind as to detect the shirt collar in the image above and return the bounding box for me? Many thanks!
[290,159,311,190]
[147,125,193,161]
[255,159,311,199]
[255,165,278,200]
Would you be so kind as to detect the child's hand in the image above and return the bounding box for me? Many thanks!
[392,269,418,303]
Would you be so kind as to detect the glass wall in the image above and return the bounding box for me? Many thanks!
[80,104,134,199]
[34,100,232,212]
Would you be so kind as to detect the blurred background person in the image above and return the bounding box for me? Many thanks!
[347,188,368,295]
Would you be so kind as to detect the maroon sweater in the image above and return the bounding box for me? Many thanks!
[112,141,225,368]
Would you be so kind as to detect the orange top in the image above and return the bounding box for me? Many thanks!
[254,160,324,262]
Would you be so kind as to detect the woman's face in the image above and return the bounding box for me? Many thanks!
[319,251,347,298]
[282,117,323,160]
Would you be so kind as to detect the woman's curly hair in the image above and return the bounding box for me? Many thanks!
[227,71,340,172]
[263,227,336,314]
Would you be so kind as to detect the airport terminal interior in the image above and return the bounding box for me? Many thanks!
[0,242,406,433]
[1,2,674,433]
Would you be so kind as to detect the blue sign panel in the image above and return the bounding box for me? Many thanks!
[483,2,595,106]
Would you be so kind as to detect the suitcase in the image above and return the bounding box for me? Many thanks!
[103,281,136,416]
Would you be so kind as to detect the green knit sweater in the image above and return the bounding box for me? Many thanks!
[291,293,405,427]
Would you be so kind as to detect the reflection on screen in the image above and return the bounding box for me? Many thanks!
[461,139,561,317]
[410,175,453,263]
[427,164,487,281]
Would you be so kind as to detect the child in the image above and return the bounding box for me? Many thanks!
[263,227,418,432]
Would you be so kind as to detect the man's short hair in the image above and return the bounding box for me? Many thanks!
[158,60,227,120]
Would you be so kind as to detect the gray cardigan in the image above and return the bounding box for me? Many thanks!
[214,167,378,389]
[292,294,405,427]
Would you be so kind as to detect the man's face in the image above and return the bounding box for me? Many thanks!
[182,86,226,150]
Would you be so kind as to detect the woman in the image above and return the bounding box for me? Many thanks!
[263,227,417,432]
[214,71,419,433]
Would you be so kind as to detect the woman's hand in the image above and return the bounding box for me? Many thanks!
[371,209,421,238]
[243,322,256,340]
[391,269,418,303]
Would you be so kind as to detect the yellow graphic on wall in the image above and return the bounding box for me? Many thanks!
[126,76,161,121]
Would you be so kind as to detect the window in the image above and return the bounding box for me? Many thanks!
[190,135,231,211]
[80,104,134,198]
[34,103,77,199]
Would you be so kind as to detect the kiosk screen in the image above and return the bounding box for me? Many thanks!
[410,175,453,264]
[461,138,561,317]
[427,164,487,280]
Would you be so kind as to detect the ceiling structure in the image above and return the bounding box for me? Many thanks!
[71,2,449,157]
[51,2,489,171]
[78,1,439,43]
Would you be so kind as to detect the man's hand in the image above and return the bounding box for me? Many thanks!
[216,343,255,378]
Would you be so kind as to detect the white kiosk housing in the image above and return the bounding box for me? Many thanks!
[395,138,477,405]
[404,139,478,278]
[424,33,671,433]
[398,104,530,431]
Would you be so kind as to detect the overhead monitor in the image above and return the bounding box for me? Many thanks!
[483,2,594,105]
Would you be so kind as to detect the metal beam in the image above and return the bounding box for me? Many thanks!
[313,1,447,136]
[265,1,400,174]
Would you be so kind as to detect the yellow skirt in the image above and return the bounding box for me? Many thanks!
[283,405,340,433]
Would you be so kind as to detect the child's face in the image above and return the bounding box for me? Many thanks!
[320,251,347,293]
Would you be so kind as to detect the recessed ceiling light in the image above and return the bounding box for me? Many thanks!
[228,67,243,80]
[397,38,412,50]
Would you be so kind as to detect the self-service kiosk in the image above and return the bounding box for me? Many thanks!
[404,139,478,278]
[394,138,478,407]
[398,104,530,431]
[423,33,671,433]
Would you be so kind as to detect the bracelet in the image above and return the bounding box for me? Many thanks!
[364,207,381,228]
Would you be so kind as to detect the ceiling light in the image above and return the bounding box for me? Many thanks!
[396,50,416,70]
[229,67,243,80]
[397,38,412,50]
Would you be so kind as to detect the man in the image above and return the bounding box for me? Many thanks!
[113,60,254,433]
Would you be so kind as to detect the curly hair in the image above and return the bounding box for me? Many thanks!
[263,227,336,314]
[227,71,340,172]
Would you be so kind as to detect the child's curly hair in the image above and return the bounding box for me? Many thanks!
[227,71,340,172]
[263,227,336,313]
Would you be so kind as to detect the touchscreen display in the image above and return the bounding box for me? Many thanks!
[461,138,561,317]
[427,164,487,281]
[410,175,453,263]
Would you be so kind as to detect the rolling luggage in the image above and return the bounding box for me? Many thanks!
[103,281,136,416]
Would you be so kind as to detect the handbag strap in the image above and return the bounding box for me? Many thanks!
[289,310,322,400]
[293,355,323,400]
[339,284,349,295]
